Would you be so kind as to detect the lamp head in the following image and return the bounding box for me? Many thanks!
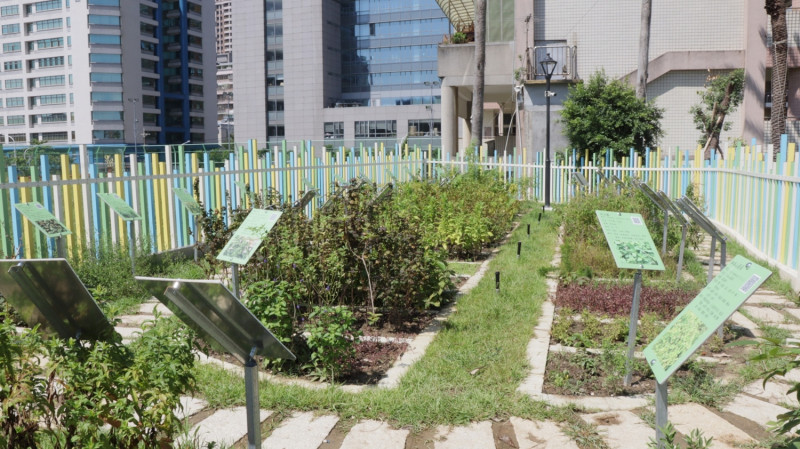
[540,53,557,78]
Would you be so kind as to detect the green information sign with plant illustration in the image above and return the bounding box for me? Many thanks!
[97,193,142,221]
[217,209,282,265]
[173,188,203,216]
[644,255,771,383]
[596,210,665,271]
[14,202,71,238]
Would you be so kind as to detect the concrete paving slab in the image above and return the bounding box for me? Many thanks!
[180,406,271,448]
[138,301,172,316]
[176,396,207,420]
[510,418,579,449]
[777,323,800,333]
[669,403,754,448]
[778,368,800,383]
[116,314,155,326]
[744,380,800,407]
[746,293,792,306]
[537,392,650,411]
[339,420,408,449]
[262,412,338,449]
[518,301,553,396]
[723,394,791,429]
[741,306,786,324]
[783,308,800,322]
[115,326,142,341]
[582,411,651,449]
[433,421,495,449]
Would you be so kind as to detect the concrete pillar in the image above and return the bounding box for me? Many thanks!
[442,85,459,156]
[741,0,767,143]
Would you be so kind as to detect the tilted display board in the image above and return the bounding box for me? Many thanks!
[572,172,589,187]
[656,191,688,226]
[97,193,142,221]
[644,255,770,383]
[173,187,204,216]
[595,210,665,271]
[14,202,71,238]
[0,259,116,341]
[216,209,282,265]
[135,276,295,364]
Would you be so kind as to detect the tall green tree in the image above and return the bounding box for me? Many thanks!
[690,69,745,160]
[561,71,663,161]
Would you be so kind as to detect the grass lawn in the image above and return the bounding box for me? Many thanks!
[194,206,565,429]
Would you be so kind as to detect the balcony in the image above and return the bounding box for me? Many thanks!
[526,45,578,82]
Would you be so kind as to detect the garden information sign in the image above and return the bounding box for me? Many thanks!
[595,210,665,271]
[644,255,770,383]
[97,193,142,221]
[15,202,71,238]
[173,187,203,215]
[217,209,282,265]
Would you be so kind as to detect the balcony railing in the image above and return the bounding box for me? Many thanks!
[526,45,578,81]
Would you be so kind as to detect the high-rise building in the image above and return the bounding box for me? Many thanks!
[0,0,216,147]
[214,0,233,143]
[232,0,449,148]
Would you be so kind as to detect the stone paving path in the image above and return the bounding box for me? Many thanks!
[113,234,800,448]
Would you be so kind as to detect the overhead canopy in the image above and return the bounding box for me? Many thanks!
[436,0,473,32]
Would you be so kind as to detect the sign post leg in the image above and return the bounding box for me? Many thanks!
[707,236,717,284]
[661,209,669,255]
[624,269,643,386]
[244,356,261,449]
[676,225,686,282]
[128,222,136,276]
[57,236,66,259]
[655,380,668,449]
[232,263,240,299]
[193,216,199,262]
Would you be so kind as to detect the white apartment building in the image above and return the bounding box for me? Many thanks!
[0,0,217,148]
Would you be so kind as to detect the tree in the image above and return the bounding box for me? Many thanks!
[469,0,486,148]
[690,69,745,160]
[765,0,791,151]
[636,0,652,99]
[561,71,664,161]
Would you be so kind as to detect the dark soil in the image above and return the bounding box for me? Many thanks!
[543,350,655,396]
[341,339,409,384]
[555,282,697,319]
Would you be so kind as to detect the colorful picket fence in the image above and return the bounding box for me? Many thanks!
[1,137,798,278]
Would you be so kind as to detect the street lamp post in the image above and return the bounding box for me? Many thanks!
[540,53,557,209]
[8,135,16,161]
[127,98,139,157]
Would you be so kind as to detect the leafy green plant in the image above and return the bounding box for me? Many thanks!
[305,306,361,382]
[244,280,298,345]
[648,422,713,449]
[744,337,800,442]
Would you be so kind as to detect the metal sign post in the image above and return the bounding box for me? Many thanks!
[644,256,771,449]
[655,191,689,282]
[0,259,117,342]
[136,277,295,449]
[624,269,643,386]
[173,188,204,262]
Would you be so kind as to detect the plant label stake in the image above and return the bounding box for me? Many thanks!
[538,212,542,223]
[517,241,521,259]
[232,263,240,298]
[495,271,500,293]
[595,210,665,387]
[643,256,770,449]
[136,277,295,449]
[97,193,143,276]
[527,223,531,237]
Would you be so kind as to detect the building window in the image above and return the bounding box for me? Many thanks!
[324,122,344,139]
[2,42,21,53]
[355,120,397,138]
[92,111,123,121]
[7,115,25,125]
[92,130,123,140]
[89,34,121,45]
[2,24,20,35]
[32,18,63,32]
[36,37,64,49]
[408,120,441,136]
[89,53,121,64]
[37,113,67,123]
[90,92,122,102]
[267,125,284,139]
[41,132,68,141]
[5,97,23,108]
[87,0,119,5]
[90,72,122,83]
[3,61,21,71]
[1,5,19,16]
[140,41,156,55]
[4,79,23,89]
[34,56,64,68]
[34,75,64,87]
[88,14,120,26]
[34,1,62,12]
[190,116,204,127]
[32,94,66,105]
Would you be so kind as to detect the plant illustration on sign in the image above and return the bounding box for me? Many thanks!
[220,235,260,261]
[36,219,68,235]
[652,310,707,371]
[614,240,658,266]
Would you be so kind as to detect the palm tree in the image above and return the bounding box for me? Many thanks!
[765,0,790,152]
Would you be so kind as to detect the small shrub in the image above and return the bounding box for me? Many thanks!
[305,306,361,381]
[555,283,696,319]
[244,280,299,345]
